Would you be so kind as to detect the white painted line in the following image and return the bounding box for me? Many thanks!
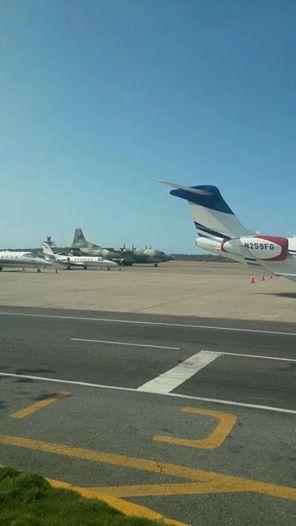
[220,351,296,363]
[0,310,296,337]
[137,351,221,394]
[0,372,133,392]
[70,338,180,351]
[166,392,296,415]
[1,371,295,415]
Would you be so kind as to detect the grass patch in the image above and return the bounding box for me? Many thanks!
[0,467,160,525]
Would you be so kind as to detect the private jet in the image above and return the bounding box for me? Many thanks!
[0,251,51,271]
[42,242,117,270]
[160,182,296,281]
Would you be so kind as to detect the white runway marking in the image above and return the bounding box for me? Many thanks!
[1,371,295,415]
[137,351,221,394]
[220,351,296,363]
[71,338,180,351]
[0,310,296,336]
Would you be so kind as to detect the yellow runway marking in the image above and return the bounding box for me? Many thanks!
[10,392,70,420]
[47,478,188,526]
[92,479,296,499]
[154,406,237,449]
[0,434,295,501]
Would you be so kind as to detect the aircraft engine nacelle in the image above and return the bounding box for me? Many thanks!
[196,237,222,253]
[222,236,289,261]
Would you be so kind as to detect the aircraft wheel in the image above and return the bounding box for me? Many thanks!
[0,266,3,271]
[154,263,158,267]
[84,265,87,270]
[37,268,41,273]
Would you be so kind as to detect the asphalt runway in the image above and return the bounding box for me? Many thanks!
[0,306,295,525]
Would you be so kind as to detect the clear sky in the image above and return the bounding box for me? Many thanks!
[1,0,295,251]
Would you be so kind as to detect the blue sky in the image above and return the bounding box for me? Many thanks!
[1,0,295,251]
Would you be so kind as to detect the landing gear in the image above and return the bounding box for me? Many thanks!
[154,263,158,267]
[37,268,41,273]
[84,265,87,270]
[0,266,3,271]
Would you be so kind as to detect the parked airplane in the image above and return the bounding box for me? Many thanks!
[42,242,117,270]
[160,182,296,281]
[71,228,133,265]
[0,251,52,271]
[133,247,172,265]
[72,228,172,266]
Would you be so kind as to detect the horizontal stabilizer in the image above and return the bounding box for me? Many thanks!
[158,181,213,197]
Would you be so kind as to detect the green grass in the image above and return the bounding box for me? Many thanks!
[0,467,160,526]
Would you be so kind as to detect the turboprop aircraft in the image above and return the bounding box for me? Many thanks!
[42,242,117,270]
[71,228,134,265]
[132,247,172,266]
[72,228,172,266]
[0,251,52,271]
[160,182,296,281]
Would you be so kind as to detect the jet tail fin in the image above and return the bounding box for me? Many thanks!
[42,242,55,259]
[159,181,253,240]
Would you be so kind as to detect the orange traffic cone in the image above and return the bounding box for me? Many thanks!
[260,275,265,282]
[270,274,273,279]
[250,276,255,284]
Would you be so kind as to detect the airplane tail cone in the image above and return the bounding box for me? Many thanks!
[249,276,255,284]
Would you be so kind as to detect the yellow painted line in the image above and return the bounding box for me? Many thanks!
[0,434,295,501]
[154,406,237,449]
[10,392,70,420]
[0,434,203,480]
[90,480,296,499]
[47,478,188,526]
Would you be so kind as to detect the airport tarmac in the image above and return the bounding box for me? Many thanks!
[0,307,295,525]
[0,261,295,322]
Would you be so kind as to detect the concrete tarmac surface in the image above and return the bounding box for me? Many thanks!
[0,261,295,321]
[0,307,295,525]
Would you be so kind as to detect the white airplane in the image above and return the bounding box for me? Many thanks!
[0,251,52,271]
[42,242,118,270]
[160,182,296,281]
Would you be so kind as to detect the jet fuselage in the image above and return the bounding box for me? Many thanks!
[0,251,51,270]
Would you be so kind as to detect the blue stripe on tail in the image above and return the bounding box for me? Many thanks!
[170,185,234,214]
[194,222,229,240]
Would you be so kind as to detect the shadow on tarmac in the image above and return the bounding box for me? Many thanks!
[256,292,296,299]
